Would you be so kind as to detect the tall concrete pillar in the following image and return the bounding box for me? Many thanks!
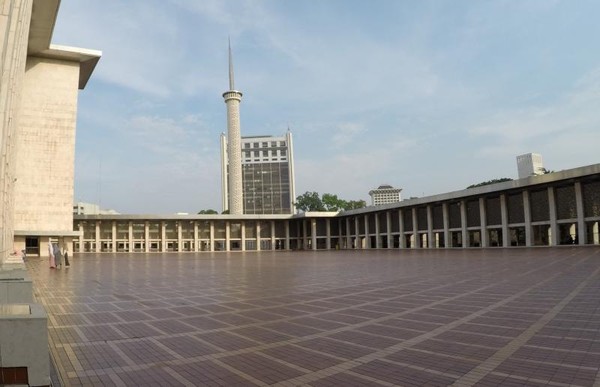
[257,222,261,251]
[386,212,393,249]
[111,221,117,252]
[354,217,360,249]
[412,208,418,249]
[374,213,380,249]
[523,191,532,247]
[209,221,215,252]
[177,222,182,252]
[500,195,509,247]
[345,218,351,249]
[271,221,276,250]
[225,221,230,252]
[241,222,246,251]
[460,200,468,247]
[95,222,100,252]
[311,219,317,250]
[427,206,434,248]
[161,222,166,252]
[326,219,331,250]
[285,221,290,250]
[128,222,133,253]
[575,182,586,245]
[193,222,199,252]
[399,210,405,249]
[479,198,488,248]
[442,203,449,248]
[364,214,370,249]
[548,187,557,246]
[144,221,149,252]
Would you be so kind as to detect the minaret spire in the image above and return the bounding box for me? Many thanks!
[228,37,235,90]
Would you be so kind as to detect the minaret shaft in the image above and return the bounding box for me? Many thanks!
[223,41,244,215]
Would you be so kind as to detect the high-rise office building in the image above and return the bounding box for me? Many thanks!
[221,132,296,214]
[517,153,544,179]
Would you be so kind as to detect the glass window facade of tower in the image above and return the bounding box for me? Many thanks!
[221,132,296,215]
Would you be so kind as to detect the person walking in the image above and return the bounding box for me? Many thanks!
[53,243,62,269]
[48,239,55,268]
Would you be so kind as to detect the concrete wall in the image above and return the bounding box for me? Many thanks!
[13,57,79,234]
[0,0,33,266]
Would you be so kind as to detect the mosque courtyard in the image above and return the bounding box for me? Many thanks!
[26,248,600,386]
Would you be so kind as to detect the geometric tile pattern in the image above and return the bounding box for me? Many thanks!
[26,247,600,386]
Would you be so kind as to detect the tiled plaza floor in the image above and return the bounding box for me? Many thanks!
[25,247,600,386]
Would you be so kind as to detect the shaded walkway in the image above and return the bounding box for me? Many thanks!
[26,248,600,386]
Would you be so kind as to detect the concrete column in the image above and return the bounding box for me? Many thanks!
[386,212,393,249]
[479,198,488,248]
[271,221,276,251]
[144,221,150,252]
[575,182,586,245]
[78,223,84,253]
[326,219,331,250]
[128,222,133,253]
[427,206,434,248]
[374,213,380,249]
[548,187,558,246]
[209,221,215,252]
[193,222,199,252]
[523,191,532,247]
[442,203,449,248]
[310,219,317,250]
[225,221,230,252]
[500,194,509,247]
[161,222,166,252]
[345,218,351,249]
[399,209,405,248]
[354,217,360,249]
[412,208,418,249]
[364,214,370,249]
[111,221,117,252]
[257,222,261,251]
[460,200,468,247]
[241,222,246,251]
[301,220,307,250]
[285,221,290,250]
[95,222,101,252]
[177,222,182,252]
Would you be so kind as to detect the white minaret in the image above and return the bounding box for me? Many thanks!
[223,40,244,214]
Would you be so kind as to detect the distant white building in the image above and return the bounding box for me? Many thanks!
[73,202,119,215]
[369,184,402,206]
[517,153,545,179]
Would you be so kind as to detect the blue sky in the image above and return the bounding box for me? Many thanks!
[53,0,600,214]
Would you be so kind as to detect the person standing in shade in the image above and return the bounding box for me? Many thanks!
[53,243,62,269]
[63,246,70,268]
[48,239,55,268]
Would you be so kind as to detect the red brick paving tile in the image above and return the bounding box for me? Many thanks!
[169,360,254,386]
[357,323,423,340]
[231,326,292,344]
[195,331,258,351]
[352,359,457,386]
[220,352,305,384]
[386,348,478,376]
[114,321,164,338]
[261,344,342,371]
[157,335,220,357]
[328,330,401,349]
[263,321,323,337]
[297,337,375,359]
[309,372,386,387]
[179,315,230,330]
[114,339,178,364]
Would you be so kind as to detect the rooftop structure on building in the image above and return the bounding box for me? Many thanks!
[369,184,402,206]
[73,202,119,215]
[517,153,545,179]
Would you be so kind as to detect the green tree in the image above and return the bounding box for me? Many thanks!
[294,191,325,212]
[197,209,218,214]
[467,178,513,189]
[345,199,367,210]
[322,193,347,211]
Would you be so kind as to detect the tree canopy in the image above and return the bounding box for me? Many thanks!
[295,191,366,212]
[467,178,513,189]
[197,209,218,214]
